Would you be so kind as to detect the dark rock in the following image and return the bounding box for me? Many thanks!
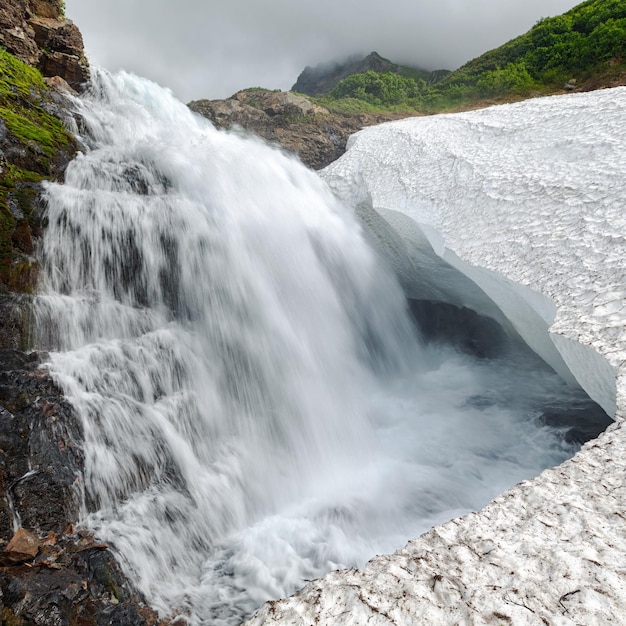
[1,536,171,625]
[0,351,169,624]
[540,402,613,445]
[0,349,38,372]
[0,298,32,351]
[0,356,84,538]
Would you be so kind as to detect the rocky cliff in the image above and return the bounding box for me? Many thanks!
[0,0,89,90]
[189,88,406,170]
[0,5,169,624]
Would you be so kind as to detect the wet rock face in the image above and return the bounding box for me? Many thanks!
[0,58,78,296]
[0,299,31,352]
[0,0,89,89]
[0,351,168,625]
[1,536,170,625]
[189,89,404,170]
[0,351,83,543]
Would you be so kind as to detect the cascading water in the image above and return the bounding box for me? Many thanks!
[34,70,602,625]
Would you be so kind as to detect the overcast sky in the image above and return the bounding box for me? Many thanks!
[65,0,581,103]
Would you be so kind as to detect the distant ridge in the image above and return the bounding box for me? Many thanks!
[292,51,450,96]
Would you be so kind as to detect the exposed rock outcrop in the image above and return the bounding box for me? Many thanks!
[189,88,406,169]
[0,0,89,89]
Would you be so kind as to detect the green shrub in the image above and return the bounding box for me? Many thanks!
[330,71,425,106]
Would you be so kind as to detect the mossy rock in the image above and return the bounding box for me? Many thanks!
[1,607,23,626]
[0,47,77,293]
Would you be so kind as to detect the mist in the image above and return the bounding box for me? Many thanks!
[65,0,581,102]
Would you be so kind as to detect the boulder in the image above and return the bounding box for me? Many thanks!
[0,528,41,564]
[233,90,328,117]
[39,49,89,88]
[0,13,40,67]
[27,0,63,19]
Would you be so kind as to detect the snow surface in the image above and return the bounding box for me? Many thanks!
[245,88,626,624]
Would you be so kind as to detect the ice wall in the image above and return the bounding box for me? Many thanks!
[323,88,626,417]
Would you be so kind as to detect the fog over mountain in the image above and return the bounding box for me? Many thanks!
[66,0,580,102]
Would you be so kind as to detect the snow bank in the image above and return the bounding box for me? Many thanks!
[246,87,626,624]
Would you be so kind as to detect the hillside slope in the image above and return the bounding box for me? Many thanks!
[321,0,626,113]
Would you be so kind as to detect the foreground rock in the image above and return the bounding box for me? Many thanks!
[0,350,169,624]
[189,89,406,169]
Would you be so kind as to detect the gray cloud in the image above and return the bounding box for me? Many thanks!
[66,0,580,103]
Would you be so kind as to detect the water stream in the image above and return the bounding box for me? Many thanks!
[34,70,604,625]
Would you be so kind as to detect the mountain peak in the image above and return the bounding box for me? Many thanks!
[292,51,415,96]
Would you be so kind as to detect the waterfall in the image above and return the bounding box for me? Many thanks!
[35,70,595,625]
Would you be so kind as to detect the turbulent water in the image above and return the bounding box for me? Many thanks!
[34,71,595,625]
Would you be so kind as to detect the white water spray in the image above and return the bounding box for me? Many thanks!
[35,71,592,624]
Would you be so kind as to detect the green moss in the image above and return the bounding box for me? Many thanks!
[0,106,58,156]
[1,607,23,626]
[0,164,44,187]
[314,95,418,115]
[0,47,74,167]
[0,48,46,96]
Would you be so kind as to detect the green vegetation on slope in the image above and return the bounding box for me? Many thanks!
[329,71,425,107]
[0,47,75,292]
[318,0,626,114]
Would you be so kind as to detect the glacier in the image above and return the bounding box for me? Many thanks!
[246,87,626,624]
